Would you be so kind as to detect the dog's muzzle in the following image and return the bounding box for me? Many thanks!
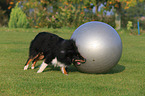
[73,58,86,66]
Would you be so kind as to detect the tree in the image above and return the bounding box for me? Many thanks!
[124,1,145,30]
[0,0,13,16]
[104,0,144,29]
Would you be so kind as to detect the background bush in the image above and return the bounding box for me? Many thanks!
[21,1,51,28]
[20,1,115,28]
[8,3,29,28]
[6,0,144,30]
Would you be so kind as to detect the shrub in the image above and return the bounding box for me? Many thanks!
[0,7,8,27]
[127,21,133,30]
[8,3,29,28]
[51,1,88,28]
[16,11,29,28]
[19,0,116,28]
[140,19,145,30]
[21,1,51,28]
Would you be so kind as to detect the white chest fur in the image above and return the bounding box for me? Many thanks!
[51,57,66,67]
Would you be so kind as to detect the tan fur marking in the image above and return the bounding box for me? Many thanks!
[61,67,68,75]
[26,59,33,66]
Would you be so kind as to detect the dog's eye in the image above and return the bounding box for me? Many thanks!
[68,50,73,53]
[60,50,65,53]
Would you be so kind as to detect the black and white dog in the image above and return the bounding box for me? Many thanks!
[24,32,86,75]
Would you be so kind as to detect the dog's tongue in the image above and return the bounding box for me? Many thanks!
[77,62,81,65]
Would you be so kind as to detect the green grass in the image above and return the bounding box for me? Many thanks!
[0,27,144,96]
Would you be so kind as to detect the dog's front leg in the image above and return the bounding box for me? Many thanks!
[60,67,68,75]
[37,61,48,73]
[51,57,58,67]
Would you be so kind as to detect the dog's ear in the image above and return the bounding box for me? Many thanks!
[71,40,76,46]
[70,40,78,50]
[69,39,75,45]
[67,50,74,53]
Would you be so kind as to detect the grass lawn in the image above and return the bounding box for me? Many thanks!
[0,27,144,96]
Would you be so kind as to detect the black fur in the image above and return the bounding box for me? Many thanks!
[25,32,85,69]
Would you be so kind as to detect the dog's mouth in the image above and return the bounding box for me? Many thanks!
[73,59,86,66]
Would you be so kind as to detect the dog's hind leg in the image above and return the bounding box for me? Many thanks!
[31,59,38,69]
[24,54,39,70]
[60,67,68,75]
[24,58,33,70]
[31,54,44,69]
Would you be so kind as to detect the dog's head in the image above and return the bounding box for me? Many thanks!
[72,53,86,66]
[67,40,86,66]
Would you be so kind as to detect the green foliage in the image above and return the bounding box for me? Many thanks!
[127,21,133,30]
[51,2,86,28]
[140,19,145,30]
[21,1,51,28]
[20,0,116,28]
[121,1,145,29]
[8,3,29,28]
[17,12,29,28]
[7,0,118,28]
[50,1,115,28]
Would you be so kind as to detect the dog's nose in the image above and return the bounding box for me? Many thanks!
[80,58,86,63]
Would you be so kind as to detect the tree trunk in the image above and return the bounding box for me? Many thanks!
[95,0,101,15]
[115,10,121,30]
[114,2,122,30]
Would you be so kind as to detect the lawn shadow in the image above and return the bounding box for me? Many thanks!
[42,65,78,73]
[34,65,40,69]
[69,64,125,74]
[105,64,125,74]
[43,65,62,72]
[36,64,125,74]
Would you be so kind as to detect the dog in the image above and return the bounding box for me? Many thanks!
[24,32,86,75]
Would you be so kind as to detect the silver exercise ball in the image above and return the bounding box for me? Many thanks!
[71,21,122,73]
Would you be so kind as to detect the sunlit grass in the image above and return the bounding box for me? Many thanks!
[0,27,144,96]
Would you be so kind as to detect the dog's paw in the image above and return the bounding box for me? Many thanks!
[31,66,35,69]
[37,61,48,73]
[24,65,29,70]
[61,67,68,75]
[37,70,42,73]
[64,73,68,75]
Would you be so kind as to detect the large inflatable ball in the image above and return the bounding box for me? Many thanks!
[71,21,122,73]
